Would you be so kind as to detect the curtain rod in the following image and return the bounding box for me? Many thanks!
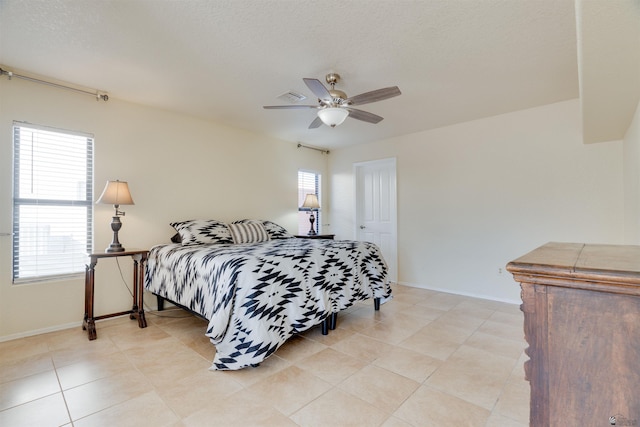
[0,67,109,101]
[297,143,330,155]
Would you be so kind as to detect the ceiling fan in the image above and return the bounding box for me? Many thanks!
[263,73,401,129]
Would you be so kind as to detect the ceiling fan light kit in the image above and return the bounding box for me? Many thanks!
[318,107,349,127]
[264,72,401,129]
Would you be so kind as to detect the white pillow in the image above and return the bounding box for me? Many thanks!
[227,222,270,244]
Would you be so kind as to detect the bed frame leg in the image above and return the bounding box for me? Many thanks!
[374,297,380,311]
[330,312,337,330]
[321,318,329,335]
[157,295,165,311]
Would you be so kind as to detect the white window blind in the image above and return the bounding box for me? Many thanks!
[298,170,321,234]
[12,122,94,283]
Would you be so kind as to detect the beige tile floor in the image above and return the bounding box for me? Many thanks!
[0,284,530,427]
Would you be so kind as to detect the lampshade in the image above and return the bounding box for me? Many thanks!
[317,107,348,127]
[96,180,135,206]
[302,193,320,209]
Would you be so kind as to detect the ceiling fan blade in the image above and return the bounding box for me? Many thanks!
[346,108,384,124]
[308,116,323,129]
[263,105,318,109]
[303,78,332,101]
[345,86,401,106]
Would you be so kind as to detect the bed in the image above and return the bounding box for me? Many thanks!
[144,219,392,370]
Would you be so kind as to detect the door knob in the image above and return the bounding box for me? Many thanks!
[359,225,366,229]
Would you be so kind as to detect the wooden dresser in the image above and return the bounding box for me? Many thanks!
[507,242,640,427]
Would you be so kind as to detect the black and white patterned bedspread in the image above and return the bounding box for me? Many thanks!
[144,238,391,370]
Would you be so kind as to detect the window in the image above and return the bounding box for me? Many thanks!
[12,122,94,283]
[298,170,321,235]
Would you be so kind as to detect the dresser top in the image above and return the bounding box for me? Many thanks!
[507,242,640,293]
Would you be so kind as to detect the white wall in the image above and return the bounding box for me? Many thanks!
[624,100,640,244]
[0,78,327,340]
[329,99,624,303]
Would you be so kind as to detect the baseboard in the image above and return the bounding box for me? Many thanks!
[395,281,521,305]
[0,321,83,343]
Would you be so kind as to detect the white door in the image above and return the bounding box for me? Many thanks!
[355,158,397,282]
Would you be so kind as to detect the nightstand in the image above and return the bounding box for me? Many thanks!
[295,234,335,240]
[83,249,148,340]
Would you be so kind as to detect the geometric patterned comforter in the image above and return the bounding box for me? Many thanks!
[144,238,391,370]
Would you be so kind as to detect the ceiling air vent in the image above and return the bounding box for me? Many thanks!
[277,91,307,103]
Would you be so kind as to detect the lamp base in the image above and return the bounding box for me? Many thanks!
[307,213,317,235]
[107,215,125,253]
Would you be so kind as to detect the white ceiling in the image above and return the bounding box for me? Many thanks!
[0,1,636,149]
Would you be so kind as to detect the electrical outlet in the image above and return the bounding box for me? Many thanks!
[498,268,503,275]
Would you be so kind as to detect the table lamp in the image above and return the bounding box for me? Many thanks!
[302,193,320,235]
[96,180,134,252]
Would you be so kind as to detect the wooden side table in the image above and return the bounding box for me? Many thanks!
[83,249,148,340]
[294,234,335,240]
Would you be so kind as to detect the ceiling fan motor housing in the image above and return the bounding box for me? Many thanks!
[328,90,347,104]
[325,73,347,104]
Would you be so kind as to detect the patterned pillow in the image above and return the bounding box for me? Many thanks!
[170,219,234,245]
[228,222,270,244]
[232,219,294,240]
[262,221,294,239]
